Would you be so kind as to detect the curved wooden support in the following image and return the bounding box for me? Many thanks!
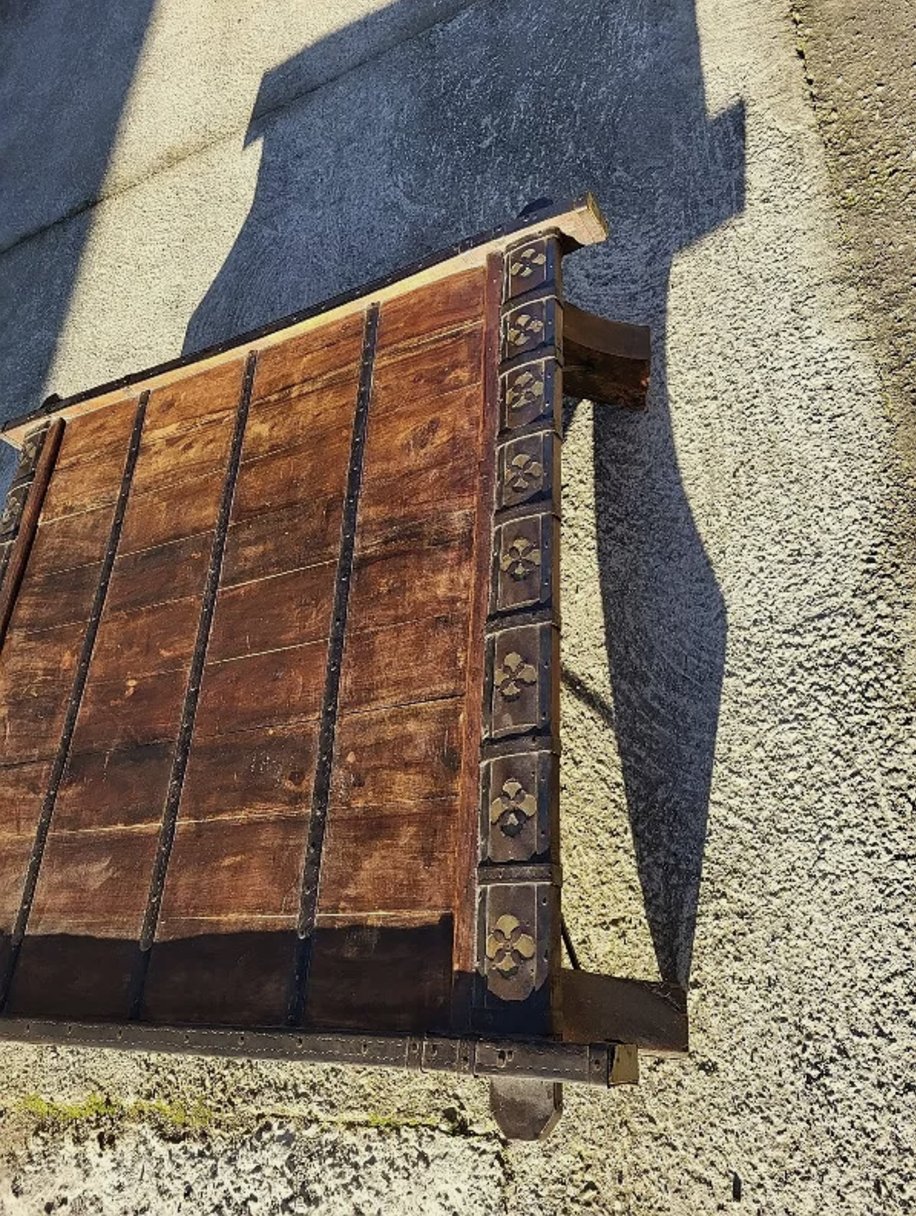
[563,302,651,407]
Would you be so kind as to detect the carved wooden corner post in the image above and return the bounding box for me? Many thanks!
[476,232,565,1139]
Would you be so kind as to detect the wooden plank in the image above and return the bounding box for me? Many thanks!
[25,505,118,575]
[39,417,133,523]
[339,614,467,715]
[370,327,483,415]
[193,640,328,738]
[141,360,245,440]
[231,425,354,524]
[349,511,474,632]
[10,561,102,632]
[0,760,53,834]
[53,743,175,833]
[27,825,160,938]
[181,723,318,821]
[48,399,137,466]
[89,596,202,682]
[8,822,159,1018]
[131,409,234,496]
[207,563,336,663]
[251,313,364,402]
[2,195,607,447]
[141,925,298,1026]
[74,667,191,751]
[118,468,225,555]
[559,971,688,1056]
[105,534,211,615]
[319,802,458,915]
[221,497,343,588]
[157,814,307,921]
[454,253,503,985]
[304,915,453,1032]
[242,378,359,463]
[0,623,84,763]
[357,383,482,548]
[375,267,485,356]
[5,936,140,1021]
[330,700,462,808]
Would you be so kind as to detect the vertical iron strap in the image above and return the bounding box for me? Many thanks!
[0,395,149,1011]
[288,303,380,1025]
[128,352,258,1018]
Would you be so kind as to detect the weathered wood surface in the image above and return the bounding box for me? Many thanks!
[0,203,653,1114]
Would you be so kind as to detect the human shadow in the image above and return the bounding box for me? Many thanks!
[183,0,744,988]
[0,0,155,484]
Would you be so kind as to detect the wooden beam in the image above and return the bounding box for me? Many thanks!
[563,302,651,408]
[1,196,609,449]
[560,969,689,1056]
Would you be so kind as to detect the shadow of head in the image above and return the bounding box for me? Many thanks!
[183,0,745,986]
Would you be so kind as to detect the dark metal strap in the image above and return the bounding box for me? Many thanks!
[129,354,258,1017]
[288,303,380,1024]
[0,398,148,1010]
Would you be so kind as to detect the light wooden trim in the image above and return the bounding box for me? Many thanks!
[2,197,608,449]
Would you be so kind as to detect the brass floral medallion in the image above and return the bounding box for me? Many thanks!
[490,777,537,837]
[500,535,541,581]
[506,451,544,494]
[494,651,537,700]
[509,247,547,279]
[485,913,537,977]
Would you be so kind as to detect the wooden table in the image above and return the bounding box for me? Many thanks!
[0,196,683,1138]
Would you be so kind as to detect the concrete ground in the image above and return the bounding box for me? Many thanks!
[0,0,914,1212]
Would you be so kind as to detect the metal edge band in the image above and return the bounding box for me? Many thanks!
[288,303,380,1025]
[128,353,258,1017]
[474,232,565,1017]
[0,1017,636,1088]
[0,397,149,1011]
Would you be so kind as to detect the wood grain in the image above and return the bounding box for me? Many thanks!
[251,314,364,402]
[349,512,474,633]
[0,759,52,836]
[142,360,245,440]
[53,743,175,833]
[193,640,328,738]
[74,667,191,751]
[231,425,353,524]
[11,561,102,632]
[339,614,467,715]
[89,597,201,682]
[319,803,458,915]
[207,564,336,663]
[375,268,485,356]
[27,824,160,937]
[105,534,211,615]
[118,469,225,555]
[131,410,234,497]
[242,378,357,463]
[330,700,462,808]
[370,327,483,415]
[221,497,343,588]
[157,814,307,921]
[181,723,317,822]
[25,505,117,575]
